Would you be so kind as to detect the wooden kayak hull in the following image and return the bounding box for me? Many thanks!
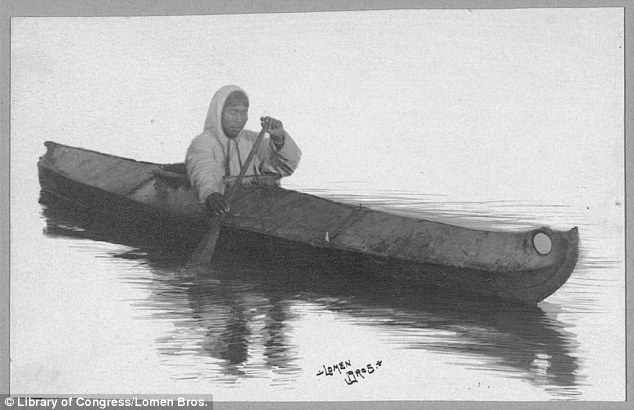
[37,141,579,304]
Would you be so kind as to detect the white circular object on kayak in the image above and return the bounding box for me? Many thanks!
[533,232,552,255]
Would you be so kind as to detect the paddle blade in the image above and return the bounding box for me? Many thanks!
[187,222,222,267]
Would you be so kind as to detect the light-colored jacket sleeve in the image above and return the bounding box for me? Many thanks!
[186,134,226,203]
[257,132,302,176]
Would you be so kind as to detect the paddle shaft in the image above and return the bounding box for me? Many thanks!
[187,127,268,266]
[223,127,268,202]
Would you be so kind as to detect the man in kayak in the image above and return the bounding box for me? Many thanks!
[186,85,302,216]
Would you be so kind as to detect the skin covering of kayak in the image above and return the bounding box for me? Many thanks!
[37,141,579,304]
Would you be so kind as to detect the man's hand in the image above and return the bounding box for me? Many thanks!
[205,192,229,216]
[260,116,285,146]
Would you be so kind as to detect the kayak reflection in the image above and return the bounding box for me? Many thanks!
[39,192,582,396]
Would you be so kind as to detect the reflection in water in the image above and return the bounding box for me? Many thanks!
[166,275,301,384]
[39,192,584,397]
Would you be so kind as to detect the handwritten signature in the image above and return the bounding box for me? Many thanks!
[316,360,383,385]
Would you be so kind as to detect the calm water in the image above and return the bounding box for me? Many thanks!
[9,175,623,401]
[10,9,624,402]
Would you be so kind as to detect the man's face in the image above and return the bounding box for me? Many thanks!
[222,102,249,138]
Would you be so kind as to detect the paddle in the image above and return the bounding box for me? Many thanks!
[187,127,268,267]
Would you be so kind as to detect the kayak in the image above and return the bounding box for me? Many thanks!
[37,141,579,304]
